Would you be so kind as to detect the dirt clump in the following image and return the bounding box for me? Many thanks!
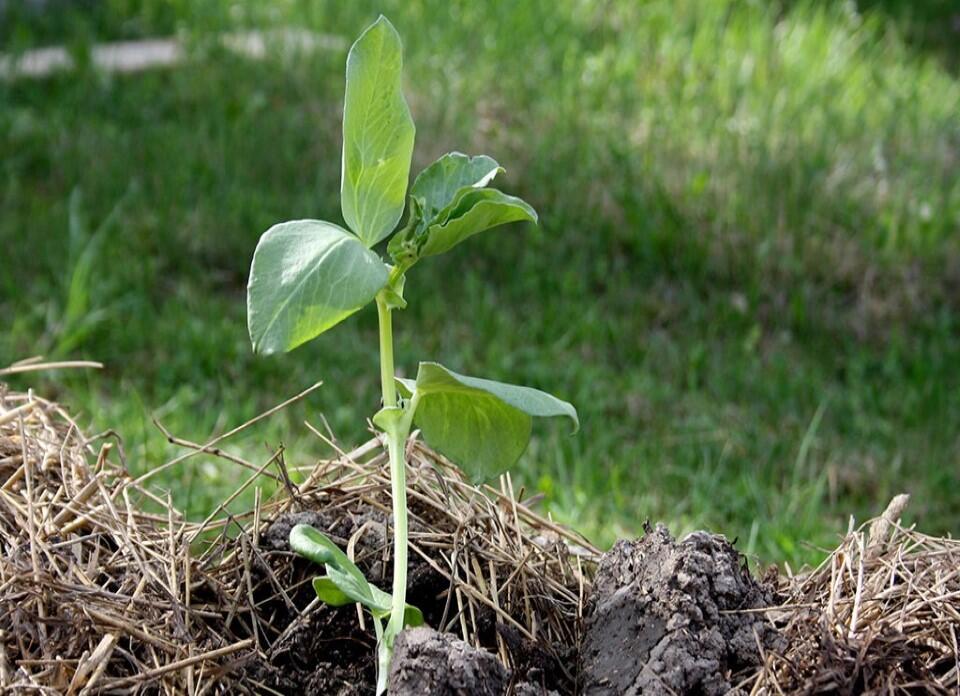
[388,626,509,695]
[580,523,780,695]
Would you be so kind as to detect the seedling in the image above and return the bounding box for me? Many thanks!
[246,16,577,693]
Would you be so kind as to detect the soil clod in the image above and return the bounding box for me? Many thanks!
[388,626,509,696]
[580,524,779,696]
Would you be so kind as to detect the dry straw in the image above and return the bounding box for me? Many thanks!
[751,494,960,694]
[202,437,598,677]
[0,368,253,694]
[1,360,957,693]
[0,363,596,693]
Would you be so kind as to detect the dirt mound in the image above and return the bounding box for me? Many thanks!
[580,524,780,695]
[389,626,509,695]
[387,626,563,695]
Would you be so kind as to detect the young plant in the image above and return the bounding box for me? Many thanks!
[246,15,578,693]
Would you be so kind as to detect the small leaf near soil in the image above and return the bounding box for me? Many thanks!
[292,524,422,627]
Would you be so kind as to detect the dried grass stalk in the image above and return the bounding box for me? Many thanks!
[0,382,250,693]
[203,434,599,684]
[0,372,597,693]
[752,495,960,695]
[4,369,958,695]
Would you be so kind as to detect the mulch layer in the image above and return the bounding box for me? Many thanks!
[1,369,957,694]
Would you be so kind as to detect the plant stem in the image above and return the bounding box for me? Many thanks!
[374,619,388,695]
[384,425,408,640]
[375,293,413,647]
[377,297,397,409]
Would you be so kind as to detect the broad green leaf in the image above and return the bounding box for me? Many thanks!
[341,16,415,247]
[411,362,578,482]
[419,189,537,258]
[247,220,389,354]
[309,561,423,626]
[411,153,502,218]
[415,362,578,428]
[315,566,397,616]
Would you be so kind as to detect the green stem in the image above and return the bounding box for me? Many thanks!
[384,425,409,639]
[375,293,419,655]
[377,297,397,409]
[374,619,388,695]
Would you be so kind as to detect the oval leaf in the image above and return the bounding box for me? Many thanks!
[247,220,388,354]
[412,362,578,482]
[323,564,378,608]
[341,15,415,247]
[415,390,531,482]
[411,152,503,218]
[420,189,537,258]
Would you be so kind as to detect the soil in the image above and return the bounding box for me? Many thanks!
[6,386,954,693]
[579,523,781,695]
[239,510,779,695]
[388,626,509,695]
[388,627,560,696]
[239,508,451,695]
[236,506,565,694]
[240,509,382,694]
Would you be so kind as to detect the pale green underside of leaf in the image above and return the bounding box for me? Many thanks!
[293,525,423,627]
[290,524,368,587]
[411,152,502,218]
[415,391,531,483]
[396,376,416,398]
[247,220,388,354]
[312,576,423,626]
[340,16,415,247]
[420,188,538,257]
[410,362,578,482]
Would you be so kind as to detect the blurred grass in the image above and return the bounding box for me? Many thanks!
[1,0,958,565]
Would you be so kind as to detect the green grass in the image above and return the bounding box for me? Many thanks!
[2,0,959,566]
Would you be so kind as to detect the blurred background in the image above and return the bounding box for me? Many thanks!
[2,0,958,565]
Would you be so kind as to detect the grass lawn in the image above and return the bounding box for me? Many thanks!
[2,0,958,565]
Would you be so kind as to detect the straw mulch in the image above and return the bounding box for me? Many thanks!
[196,434,599,691]
[0,372,254,694]
[1,362,958,694]
[751,494,960,694]
[0,367,597,693]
